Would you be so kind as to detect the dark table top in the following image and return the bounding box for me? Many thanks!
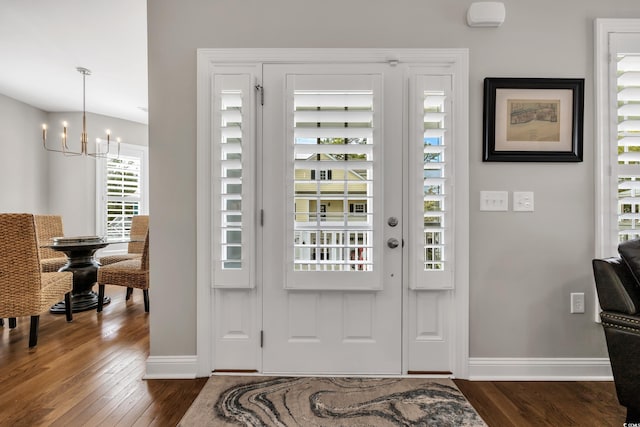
[41,237,134,250]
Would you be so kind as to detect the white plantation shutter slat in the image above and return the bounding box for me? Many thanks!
[294,110,373,122]
[619,104,640,116]
[423,112,446,122]
[293,144,373,156]
[294,160,373,170]
[294,127,373,139]
[619,87,640,101]
[424,129,447,138]
[295,93,373,107]
[619,120,640,131]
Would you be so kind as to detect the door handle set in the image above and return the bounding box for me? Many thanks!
[387,238,400,249]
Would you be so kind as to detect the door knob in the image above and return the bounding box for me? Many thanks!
[387,238,400,249]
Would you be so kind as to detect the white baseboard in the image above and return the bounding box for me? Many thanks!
[144,355,199,379]
[468,357,613,381]
[143,356,613,381]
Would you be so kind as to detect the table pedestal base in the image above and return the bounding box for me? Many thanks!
[50,290,111,313]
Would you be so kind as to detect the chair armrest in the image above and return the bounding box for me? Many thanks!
[600,310,640,412]
[601,312,640,334]
[593,258,640,314]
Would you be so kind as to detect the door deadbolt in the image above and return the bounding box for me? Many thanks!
[387,238,400,249]
[387,217,399,227]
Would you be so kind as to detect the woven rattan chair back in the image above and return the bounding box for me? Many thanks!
[140,229,149,270]
[0,214,42,300]
[34,215,64,260]
[0,213,73,346]
[128,215,149,254]
[97,229,150,313]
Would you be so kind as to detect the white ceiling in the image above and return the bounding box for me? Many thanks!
[0,0,148,124]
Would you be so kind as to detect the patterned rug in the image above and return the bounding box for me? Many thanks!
[178,376,487,426]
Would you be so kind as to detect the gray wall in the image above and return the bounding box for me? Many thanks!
[147,0,640,361]
[0,94,49,213]
[0,94,148,237]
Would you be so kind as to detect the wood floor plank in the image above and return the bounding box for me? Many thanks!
[454,379,626,426]
[0,284,628,426]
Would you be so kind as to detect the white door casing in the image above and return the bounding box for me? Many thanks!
[195,49,469,377]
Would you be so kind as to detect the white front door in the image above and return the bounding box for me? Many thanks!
[197,49,468,377]
[261,64,404,374]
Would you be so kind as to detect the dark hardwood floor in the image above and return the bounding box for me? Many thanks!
[0,285,627,426]
[455,379,625,426]
[0,285,207,427]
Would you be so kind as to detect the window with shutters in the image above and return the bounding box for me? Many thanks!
[409,74,453,289]
[617,53,640,241]
[596,22,640,258]
[290,76,377,273]
[96,143,148,241]
[210,70,257,288]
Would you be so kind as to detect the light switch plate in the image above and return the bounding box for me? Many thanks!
[480,191,508,211]
[513,191,534,212]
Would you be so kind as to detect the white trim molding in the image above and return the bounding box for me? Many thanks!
[197,48,469,378]
[468,357,613,381]
[144,355,199,379]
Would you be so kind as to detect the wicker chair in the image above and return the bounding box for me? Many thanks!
[0,214,73,347]
[34,214,68,273]
[97,230,149,313]
[98,215,149,266]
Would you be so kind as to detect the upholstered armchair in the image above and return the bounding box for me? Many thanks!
[97,229,149,313]
[0,214,73,347]
[592,239,640,423]
[34,214,68,273]
[98,215,148,266]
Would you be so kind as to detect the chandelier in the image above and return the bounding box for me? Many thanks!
[41,67,120,158]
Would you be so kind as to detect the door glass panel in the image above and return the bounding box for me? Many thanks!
[291,77,376,273]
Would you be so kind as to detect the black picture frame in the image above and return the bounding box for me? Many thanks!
[483,77,584,162]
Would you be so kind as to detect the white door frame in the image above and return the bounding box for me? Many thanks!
[195,48,470,378]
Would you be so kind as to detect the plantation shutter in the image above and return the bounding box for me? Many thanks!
[211,69,257,288]
[287,71,382,290]
[105,154,142,239]
[410,73,454,289]
[613,34,640,242]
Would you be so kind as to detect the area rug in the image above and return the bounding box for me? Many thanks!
[178,376,487,426]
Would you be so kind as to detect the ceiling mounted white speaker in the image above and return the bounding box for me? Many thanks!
[467,2,506,28]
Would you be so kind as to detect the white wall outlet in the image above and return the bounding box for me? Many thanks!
[480,191,508,211]
[513,191,534,212]
[570,292,585,314]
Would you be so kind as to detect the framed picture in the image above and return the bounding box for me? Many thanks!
[483,77,584,162]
